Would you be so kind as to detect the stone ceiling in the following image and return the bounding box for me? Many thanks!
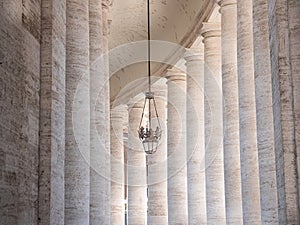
[108,0,215,106]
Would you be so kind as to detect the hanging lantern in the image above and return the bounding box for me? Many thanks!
[137,0,162,154]
[138,92,162,154]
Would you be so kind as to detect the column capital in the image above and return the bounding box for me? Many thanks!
[184,47,204,63]
[127,101,144,110]
[200,22,221,39]
[165,68,186,82]
[217,0,236,8]
[152,78,167,97]
[111,105,128,121]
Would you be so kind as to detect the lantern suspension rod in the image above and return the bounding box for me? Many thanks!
[147,0,151,93]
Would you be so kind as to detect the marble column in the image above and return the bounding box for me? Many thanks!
[252,0,279,223]
[65,0,90,224]
[147,80,168,225]
[102,1,112,223]
[111,105,127,225]
[218,1,243,224]
[200,22,226,225]
[268,0,299,223]
[166,68,188,225]
[39,0,66,224]
[127,101,147,225]
[288,0,300,211]
[236,0,261,224]
[0,1,40,223]
[184,47,207,224]
[89,0,106,223]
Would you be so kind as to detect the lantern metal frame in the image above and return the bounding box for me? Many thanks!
[137,0,162,154]
[138,92,162,154]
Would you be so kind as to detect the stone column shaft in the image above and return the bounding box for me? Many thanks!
[1,1,41,224]
[237,0,262,224]
[218,1,243,224]
[185,47,207,224]
[65,0,90,224]
[166,69,188,225]
[253,0,279,223]
[147,81,168,225]
[39,1,66,224]
[89,0,106,223]
[201,22,226,225]
[102,1,111,223]
[268,0,300,224]
[288,0,300,212]
[127,102,147,225]
[111,105,127,225]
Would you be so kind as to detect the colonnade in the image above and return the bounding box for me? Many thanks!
[111,0,300,224]
[2,0,299,224]
[39,0,112,224]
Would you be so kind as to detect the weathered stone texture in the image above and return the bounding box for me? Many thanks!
[268,0,299,223]
[0,0,41,224]
[253,0,279,223]
[147,82,168,225]
[288,0,300,211]
[218,1,243,224]
[127,102,147,225]
[102,2,112,223]
[89,0,107,224]
[185,47,207,225]
[39,0,66,224]
[166,69,188,225]
[110,105,127,225]
[22,0,41,41]
[237,0,262,224]
[1,1,300,225]
[201,22,226,225]
[65,0,90,224]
